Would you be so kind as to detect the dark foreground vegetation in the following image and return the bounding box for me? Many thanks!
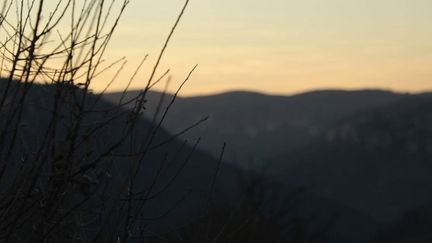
[1,0,432,242]
[0,0,330,242]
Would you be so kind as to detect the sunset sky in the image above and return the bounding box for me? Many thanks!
[54,0,432,95]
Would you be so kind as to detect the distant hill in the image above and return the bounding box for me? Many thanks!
[368,204,432,243]
[270,96,432,224]
[104,89,432,241]
[0,80,241,240]
[104,89,408,163]
[1,80,385,242]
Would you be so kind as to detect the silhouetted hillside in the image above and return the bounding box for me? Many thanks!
[103,89,432,242]
[1,80,386,242]
[0,80,241,240]
[369,205,432,242]
[271,96,432,225]
[104,89,407,163]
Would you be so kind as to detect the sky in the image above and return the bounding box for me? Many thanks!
[49,0,432,95]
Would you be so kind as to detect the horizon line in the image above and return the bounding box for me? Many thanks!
[103,86,432,98]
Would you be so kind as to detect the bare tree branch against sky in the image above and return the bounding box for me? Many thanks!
[33,0,432,95]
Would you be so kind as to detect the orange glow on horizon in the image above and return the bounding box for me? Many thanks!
[45,0,432,96]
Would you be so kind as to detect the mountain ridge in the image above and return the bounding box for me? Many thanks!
[103,88,414,163]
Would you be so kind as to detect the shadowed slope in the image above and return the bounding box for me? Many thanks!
[104,89,407,163]
[271,96,432,224]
